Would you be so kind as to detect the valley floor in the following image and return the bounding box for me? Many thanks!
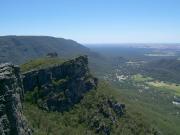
[102,70,180,135]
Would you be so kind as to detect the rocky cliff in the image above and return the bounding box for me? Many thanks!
[0,63,31,135]
[23,56,98,111]
[0,56,126,135]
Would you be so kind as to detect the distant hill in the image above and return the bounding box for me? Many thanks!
[143,59,180,83]
[0,36,96,64]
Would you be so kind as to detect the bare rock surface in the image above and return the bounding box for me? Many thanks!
[0,63,31,135]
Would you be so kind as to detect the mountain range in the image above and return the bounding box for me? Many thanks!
[0,36,97,64]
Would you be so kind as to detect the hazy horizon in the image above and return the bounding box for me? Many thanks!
[1,35,180,45]
[1,0,180,44]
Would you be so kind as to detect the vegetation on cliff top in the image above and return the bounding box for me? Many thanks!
[20,57,65,72]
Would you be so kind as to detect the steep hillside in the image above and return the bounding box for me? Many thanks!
[24,82,159,135]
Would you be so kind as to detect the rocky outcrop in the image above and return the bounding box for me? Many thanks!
[0,56,125,135]
[23,56,98,111]
[75,91,126,135]
[108,98,125,117]
[0,63,31,135]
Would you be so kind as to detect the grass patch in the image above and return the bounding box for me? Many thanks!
[132,74,153,82]
[147,81,180,96]
[20,57,65,72]
[132,74,180,96]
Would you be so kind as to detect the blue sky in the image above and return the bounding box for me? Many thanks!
[0,0,180,43]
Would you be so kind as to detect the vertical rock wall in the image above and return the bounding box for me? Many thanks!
[0,63,31,135]
[22,56,98,112]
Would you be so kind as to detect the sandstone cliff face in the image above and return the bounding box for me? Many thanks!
[0,63,31,135]
[23,56,98,111]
